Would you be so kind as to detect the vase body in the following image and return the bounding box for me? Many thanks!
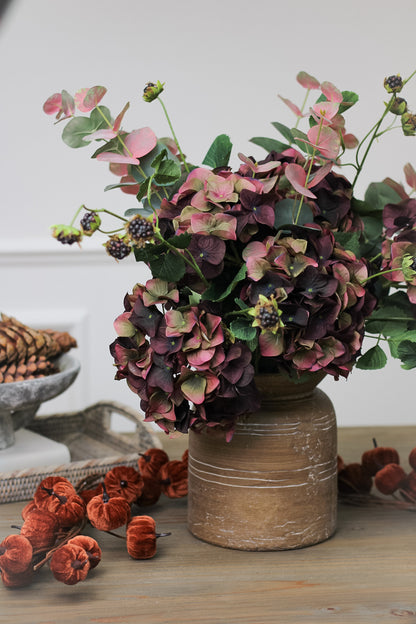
[187,373,337,551]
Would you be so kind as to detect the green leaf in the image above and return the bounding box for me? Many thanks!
[338,91,359,114]
[388,330,416,357]
[274,199,314,228]
[89,105,112,128]
[133,242,166,263]
[154,159,181,186]
[90,135,121,158]
[166,233,192,249]
[271,122,294,144]
[249,137,291,153]
[151,148,168,170]
[230,319,257,342]
[290,128,314,156]
[333,231,362,257]
[355,345,387,370]
[202,134,233,168]
[202,265,247,302]
[136,177,152,202]
[149,251,186,282]
[62,117,94,148]
[364,182,402,213]
[397,341,416,369]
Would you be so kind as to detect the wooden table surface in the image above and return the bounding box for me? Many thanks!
[1,426,415,624]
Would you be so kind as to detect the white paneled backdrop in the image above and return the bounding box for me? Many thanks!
[0,0,415,429]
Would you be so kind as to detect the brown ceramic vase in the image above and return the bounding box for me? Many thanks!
[187,372,337,551]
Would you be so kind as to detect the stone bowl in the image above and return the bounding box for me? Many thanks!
[0,354,80,450]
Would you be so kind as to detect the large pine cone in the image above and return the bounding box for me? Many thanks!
[0,314,77,382]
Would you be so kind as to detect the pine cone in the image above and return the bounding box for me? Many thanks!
[0,314,77,379]
[0,356,58,383]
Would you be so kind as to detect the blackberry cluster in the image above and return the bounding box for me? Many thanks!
[56,232,80,245]
[257,306,279,329]
[127,216,154,244]
[80,211,100,234]
[384,75,403,93]
[105,237,131,260]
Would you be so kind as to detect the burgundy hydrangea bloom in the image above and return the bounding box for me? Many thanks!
[383,199,416,237]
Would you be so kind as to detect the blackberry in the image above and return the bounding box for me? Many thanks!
[126,216,154,245]
[80,211,101,235]
[257,306,279,329]
[105,236,131,260]
[384,75,403,93]
[56,232,79,245]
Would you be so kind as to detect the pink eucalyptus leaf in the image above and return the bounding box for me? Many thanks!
[404,163,416,190]
[285,163,316,199]
[124,127,157,159]
[109,163,129,176]
[306,126,340,160]
[61,90,75,117]
[311,101,339,124]
[74,88,90,112]
[96,152,141,165]
[238,153,281,175]
[113,102,130,133]
[308,161,333,188]
[278,95,304,118]
[82,86,107,112]
[84,129,118,141]
[320,81,343,103]
[342,132,359,149]
[296,71,320,90]
[43,93,62,115]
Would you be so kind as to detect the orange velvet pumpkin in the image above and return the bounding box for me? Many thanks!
[0,534,33,575]
[135,476,162,507]
[50,543,90,585]
[338,462,373,494]
[409,448,416,471]
[104,466,143,504]
[68,535,101,569]
[33,476,75,508]
[361,446,400,476]
[126,516,157,559]
[86,487,131,531]
[374,463,407,495]
[158,460,188,498]
[20,508,59,550]
[138,448,169,479]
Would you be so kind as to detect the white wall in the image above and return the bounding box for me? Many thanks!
[0,0,415,428]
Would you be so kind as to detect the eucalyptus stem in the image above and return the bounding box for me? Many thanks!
[157,97,189,173]
[294,88,310,129]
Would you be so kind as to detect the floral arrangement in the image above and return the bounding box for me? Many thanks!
[44,71,416,439]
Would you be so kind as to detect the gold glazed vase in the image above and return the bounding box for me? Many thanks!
[187,373,337,551]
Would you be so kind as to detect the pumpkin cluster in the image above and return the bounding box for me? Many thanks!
[338,440,416,503]
[0,447,188,588]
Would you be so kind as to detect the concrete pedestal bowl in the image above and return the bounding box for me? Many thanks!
[0,354,80,450]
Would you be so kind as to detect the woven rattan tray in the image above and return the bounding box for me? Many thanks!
[0,401,161,503]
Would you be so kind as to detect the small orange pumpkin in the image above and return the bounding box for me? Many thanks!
[20,508,59,550]
[158,460,188,498]
[86,485,131,531]
[138,448,169,479]
[50,543,90,585]
[374,463,407,495]
[0,534,33,575]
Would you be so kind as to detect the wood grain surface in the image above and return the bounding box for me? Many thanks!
[0,426,415,624]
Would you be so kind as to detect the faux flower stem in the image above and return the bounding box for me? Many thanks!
[157,97,189,173]
[352,69,416,189]
[360,266,403,284]
[294,89,311,129]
